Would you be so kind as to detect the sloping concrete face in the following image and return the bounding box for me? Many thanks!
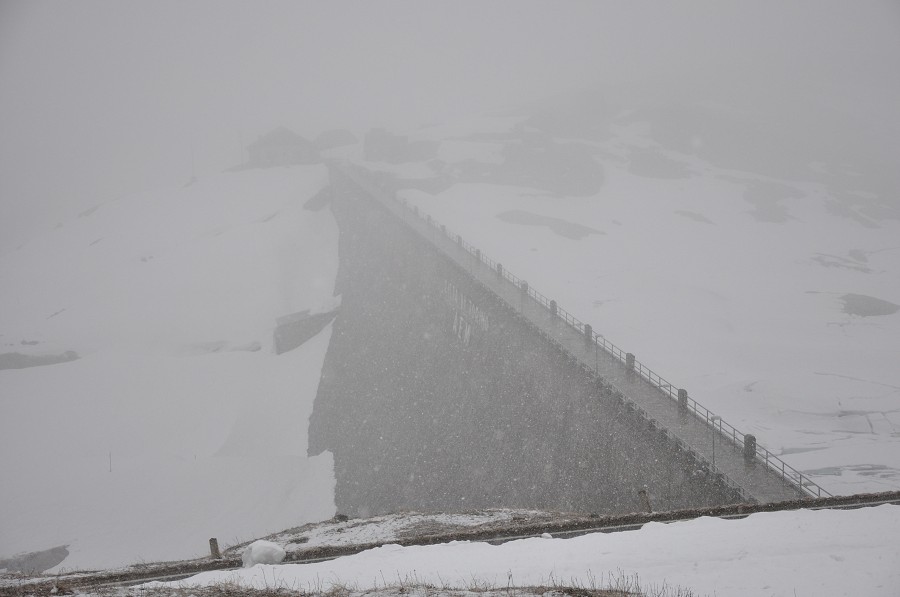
[308,171,744,518]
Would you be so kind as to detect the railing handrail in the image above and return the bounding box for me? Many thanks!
[339,162,831,500]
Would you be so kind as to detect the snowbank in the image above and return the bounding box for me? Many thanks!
[241,540,286,567]
[155,505,900,597]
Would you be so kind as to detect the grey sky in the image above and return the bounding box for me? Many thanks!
[2,0,899,252]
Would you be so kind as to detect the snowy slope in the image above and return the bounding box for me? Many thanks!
[362,101,900,496]
[156,504,900,597]
[0,166,339,571]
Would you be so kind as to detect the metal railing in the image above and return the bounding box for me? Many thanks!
[338,162,831,500]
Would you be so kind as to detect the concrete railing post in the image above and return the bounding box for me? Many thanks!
[744,434,757,462]
[475,248,481,263]
[457,235,462,246]
[497,263,503,277]
[678,388,688,410]
[209,538,221,559]
[584,324,593,344]
[626,353,635,377]
[550,300,557,316]
[521,280,529,294]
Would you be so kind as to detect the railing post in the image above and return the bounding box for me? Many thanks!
[497,263,503,277]
[550,300,557,316]
[475,248,481,262]
[457,235,462,246]
[678,388,688,410]
[584,323,592,345]
[520,280,528,294]
[744,434,757,463]
[626,352,635,378]
[209,538,221,559]
[440,224,446,235]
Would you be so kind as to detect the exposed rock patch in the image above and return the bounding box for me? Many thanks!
[0,545,69,574]
[840,293,899,317]
[673,210,713,224]
[0,351,79,371]
[274,309,338,354]
[496,210,603,240]
[627,148,694,179]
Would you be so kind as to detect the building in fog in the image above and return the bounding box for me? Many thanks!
[247,127,319,167]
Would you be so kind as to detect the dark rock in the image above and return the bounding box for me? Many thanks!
[0,351,79,371]
[274,310,339,354]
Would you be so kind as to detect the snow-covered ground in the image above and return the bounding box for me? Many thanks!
[366,107,900,497]
[253,509,551,557]
[152,504,900,597]
[2,98,898,576]
[0,166,339,571]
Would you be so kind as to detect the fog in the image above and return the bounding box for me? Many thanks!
[2,0,899,253]
[4,1,900,574]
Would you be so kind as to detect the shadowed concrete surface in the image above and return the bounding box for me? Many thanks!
[308,166,763,518]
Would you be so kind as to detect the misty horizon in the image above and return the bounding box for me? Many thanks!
[3,1,900,253]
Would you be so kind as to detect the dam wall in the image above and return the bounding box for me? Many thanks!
[307,166,759,517]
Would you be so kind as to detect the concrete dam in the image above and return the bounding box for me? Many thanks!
[307,163,821,518]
